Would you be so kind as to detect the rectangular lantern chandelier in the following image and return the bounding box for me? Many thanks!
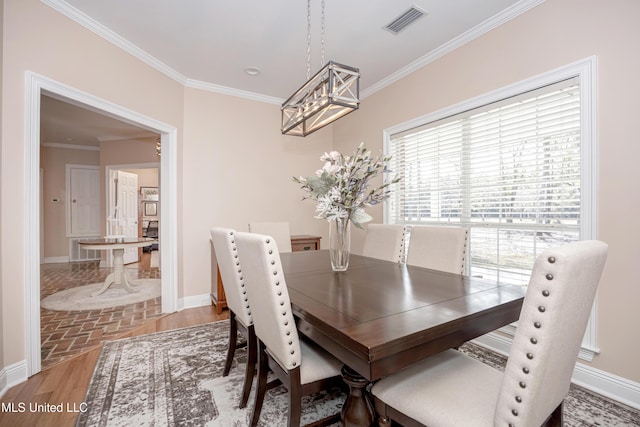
[281,61,360,137]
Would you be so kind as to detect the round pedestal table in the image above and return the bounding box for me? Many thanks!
[78,237,157,297]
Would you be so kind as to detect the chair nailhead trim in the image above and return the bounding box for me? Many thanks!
[512,409,518,416]
[515,396,522,403]
[546,273,554,280]
[548,256,556,263]
[530,338,537,344]
[534,321,541,328]
[538,306,546,313]
[542,290,550,297]
[526,353,534,360]
[522,367,529,374]
[519,381,526,388]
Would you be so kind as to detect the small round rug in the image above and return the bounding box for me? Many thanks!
[41,279,161,311]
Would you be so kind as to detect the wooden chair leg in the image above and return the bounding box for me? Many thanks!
[544,401,564,427]
[287,384,302,427]
[223,313,238,377]
[240,325,257,409]
[250,340,269,427]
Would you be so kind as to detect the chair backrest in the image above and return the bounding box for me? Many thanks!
[406,225,468,274]
[494,240,608,426]
[361,224,406,263]
[235,231,301,370]
[210,227,252,327]
[146,220,159,238]
[248,221,292,253]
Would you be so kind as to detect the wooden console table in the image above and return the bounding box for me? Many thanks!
[291,234,322,251]
[211,234,322,314]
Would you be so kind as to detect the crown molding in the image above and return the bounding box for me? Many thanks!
[361,0,547,99]
[185,79,284,105]
[41,142,100,151]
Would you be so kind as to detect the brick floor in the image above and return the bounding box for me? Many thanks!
[40,258,162,370]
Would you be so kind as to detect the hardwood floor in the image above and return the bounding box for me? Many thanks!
[0,305,229,427]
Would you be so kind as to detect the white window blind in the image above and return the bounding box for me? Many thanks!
[387,78,581,286]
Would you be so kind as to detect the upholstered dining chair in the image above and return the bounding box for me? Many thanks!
[406,225,468,274]
[210,227,255,409]
[235,231,345,427]
[361,224,407,263]
[371,240,608,427]
[248,221,293,252]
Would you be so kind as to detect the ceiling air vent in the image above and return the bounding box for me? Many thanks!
[384,5,427,35]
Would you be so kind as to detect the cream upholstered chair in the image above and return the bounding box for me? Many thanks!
[210,227,255,409]
[361,224,407,263]
[406,225,468,274]
[235,231,345,427]
[248,221,293,252]
[372,240,608,427]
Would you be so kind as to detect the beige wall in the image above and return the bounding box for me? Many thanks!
[0,0,5,370]
[181,87,333,298]
[41,146,100,258]
[334,0,640,382]
[40,140,158,260]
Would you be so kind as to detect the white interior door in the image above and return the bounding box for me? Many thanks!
[116,170,140,264]
[67,165,100,237]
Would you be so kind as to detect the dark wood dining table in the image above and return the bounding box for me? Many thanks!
[279,250,526,427]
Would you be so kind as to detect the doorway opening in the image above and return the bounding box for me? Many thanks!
[26,72,178,375]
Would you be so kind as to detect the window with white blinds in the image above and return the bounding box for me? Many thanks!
[387,78,583,286]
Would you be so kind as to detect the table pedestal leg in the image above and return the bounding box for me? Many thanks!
[91,248,138,297]
[340,365,375,427]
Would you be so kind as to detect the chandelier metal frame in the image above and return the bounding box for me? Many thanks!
[281,0,360,136]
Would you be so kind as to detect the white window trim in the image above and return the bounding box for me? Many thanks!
[383,56,598,360]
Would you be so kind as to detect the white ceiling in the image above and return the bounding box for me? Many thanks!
[40,0,542,145]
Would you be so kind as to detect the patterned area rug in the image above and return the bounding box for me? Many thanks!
[41,279,161,311]
[77,321,640,426]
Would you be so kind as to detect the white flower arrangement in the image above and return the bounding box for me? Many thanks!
[293,143,401,228]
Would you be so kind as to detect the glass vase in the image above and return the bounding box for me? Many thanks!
[329,218,351,271]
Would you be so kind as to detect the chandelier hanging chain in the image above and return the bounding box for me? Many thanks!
[306,0,327,79]
[306,0,312,80]
[321,0,326,67]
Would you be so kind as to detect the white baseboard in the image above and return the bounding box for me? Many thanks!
[43,256,69,264]
[180,293,212,311]
[0,360,28,398]
[473,332,640,411]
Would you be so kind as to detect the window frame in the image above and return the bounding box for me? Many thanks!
[383,56,598,360]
